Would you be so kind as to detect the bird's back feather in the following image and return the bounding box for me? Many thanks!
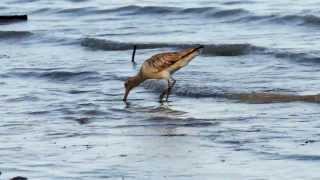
[143,47,200,73]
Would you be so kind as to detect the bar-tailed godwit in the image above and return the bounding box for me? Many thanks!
[123,46,204,102]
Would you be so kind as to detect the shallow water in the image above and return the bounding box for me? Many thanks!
[1,0,320,179]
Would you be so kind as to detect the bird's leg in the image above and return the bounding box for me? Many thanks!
[159,79,172,103]
[159,90,166,103]
[166,78,176,102]
[159,81,168,103]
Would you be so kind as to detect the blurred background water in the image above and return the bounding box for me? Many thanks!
[1,0,320,179]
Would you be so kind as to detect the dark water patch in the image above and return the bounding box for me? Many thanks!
[74,117,90,124]
[218,139,253,145]
[113,123,211,129]
[40,71,99,81]
[222,92,320,104]
[304,140,316,144]
[26,110,50,115]
[68,90,92,94]
[256,151,320,161]
[81,38,177,51]
[278,14,320,26]
[226,92,320,104]
[180,7,217,14]
[81,38,263,56]
[65,116,91,124]
[203,44,262,56]
[80,109,108,116]
[46,132,90,138]
[119,6,180,15]
[45,131,107,139]
[160,134,187,137]
[0,54,10,59]
[0,31,32,39]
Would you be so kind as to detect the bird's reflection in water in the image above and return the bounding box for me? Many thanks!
[122,101,192,136]
[124,101,186,116]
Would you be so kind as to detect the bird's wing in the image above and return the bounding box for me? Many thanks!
[144,47,201,73]
[145,52,182,73]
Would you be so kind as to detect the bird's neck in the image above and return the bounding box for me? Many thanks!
[131,73,145,87]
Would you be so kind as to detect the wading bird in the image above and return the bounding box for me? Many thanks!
[123,45,204,102]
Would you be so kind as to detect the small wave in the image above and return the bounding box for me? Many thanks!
[177,86,320,103]
[56,7,97,15]
[9,70,101,82]
[9,0,39,3]
[263,49,320,64]
[222,0,255,5]
[40,71,98,81]
[81,38,263,56]
[255,151,320,161]
[119,6,180,15]
[55,5,250,20]
[30,7,54,14]
[209,8,249,18]
[0,31,32,39]
[279,14,320,26]
[97,5,192,15]
[107,5,252,20]
[236,13,320,27]
[66,0,88,2]
[142,81,320,104]
[6,95,40,103]
[180,7,217,14]
[82,38,320,64]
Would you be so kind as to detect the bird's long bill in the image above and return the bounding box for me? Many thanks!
[180,45,204,59]
[123,88,130,102]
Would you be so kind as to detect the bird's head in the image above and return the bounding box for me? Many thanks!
[123,76,143,102]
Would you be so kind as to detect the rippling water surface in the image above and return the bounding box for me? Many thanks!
[1,0,320,179]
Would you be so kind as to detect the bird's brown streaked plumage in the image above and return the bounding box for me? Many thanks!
[123,46,203,102]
